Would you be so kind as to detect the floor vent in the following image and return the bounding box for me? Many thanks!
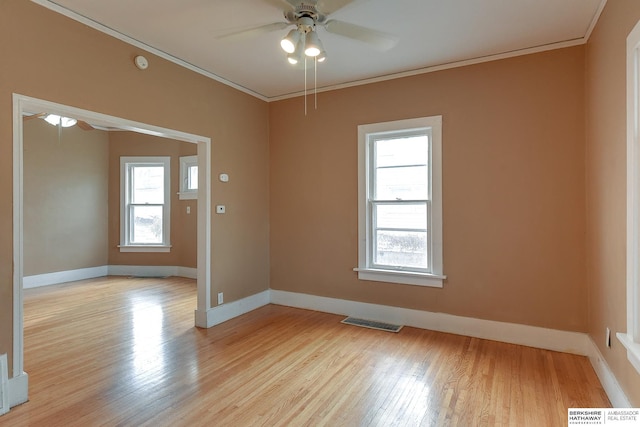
[341,317,403,333]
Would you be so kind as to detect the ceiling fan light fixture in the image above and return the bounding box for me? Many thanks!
[44,114,77,128]
[287,52,300,65]
[280,29,301,54]
[317,50,327,62]
[304,30,322,57]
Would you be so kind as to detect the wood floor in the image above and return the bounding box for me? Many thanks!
[1,276,609,426]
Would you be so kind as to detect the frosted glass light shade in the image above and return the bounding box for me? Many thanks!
[280,29,300,54]
[44,114,77,128]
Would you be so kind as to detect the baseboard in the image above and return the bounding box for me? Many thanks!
[269,289,590,356]
[585,337,632,407]
[176,266,197,279]
[198,290,271,328]
[23,266,108,289]
[0,354,7,415]
[8,373,28,409]
[108,265,196,278]
[22,265,197,288]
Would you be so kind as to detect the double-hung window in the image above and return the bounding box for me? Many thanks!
[356,116,445,287]
[120,156,171,252]
[178,155,198,200]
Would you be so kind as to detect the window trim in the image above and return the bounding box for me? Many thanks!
[178,155,198,200]
[355,116,445,287]
[619,19,640,375]
[119,156,172,252]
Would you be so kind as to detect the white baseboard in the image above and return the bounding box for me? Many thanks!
[0,354,8,415]
[8,373,28,409]
[198,290,271,328]
[269,290,590,355]
[176,266,197,279]
[22,265,198,289]
[108,265,196,279]
[585,337,632,407]
[23,266,108,289]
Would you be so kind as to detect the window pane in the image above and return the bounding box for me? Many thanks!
[187,165,198,190]
[132,166,164,204]
[131,205,163,244]
[376,166,428,200]
[376,204,427,229]
[376,135,428,168]
[375,230,428,269]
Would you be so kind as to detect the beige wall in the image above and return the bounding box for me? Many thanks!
[23,118,109,276]
[270,46,587,332]
[586,0,640,406]
[0,0,270,374]
[107,132,197,268]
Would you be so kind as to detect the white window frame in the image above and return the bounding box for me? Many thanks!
[355,116,445,287]
[119,156,171,253]
[619,19,640,375]
[178,155,198,200]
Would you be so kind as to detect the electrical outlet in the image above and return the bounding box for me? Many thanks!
[606,327,611,348]
[217,292,224,305]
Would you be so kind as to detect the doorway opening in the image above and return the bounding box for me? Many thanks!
[11,93,212,406]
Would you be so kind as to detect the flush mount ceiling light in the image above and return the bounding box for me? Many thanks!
[43,114,77,128]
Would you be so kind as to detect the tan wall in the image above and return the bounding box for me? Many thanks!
[107,132,197,268]
[585,0,640,406]
[23,118,109,276]
[0,0,270,374]
[270,46,587,332]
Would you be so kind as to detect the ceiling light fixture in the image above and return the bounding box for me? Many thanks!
[280,29,301,54]
[303,31,322,57]
[43,114,77,128]
[279,18,326,115]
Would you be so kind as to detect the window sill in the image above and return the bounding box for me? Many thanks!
[617,332,640,375]
[118,245,172,253]
[353,268,445,288]
[178,191,197,200]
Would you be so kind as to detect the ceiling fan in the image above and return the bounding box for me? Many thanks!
[220,0,399,64]
[23,113,95,131]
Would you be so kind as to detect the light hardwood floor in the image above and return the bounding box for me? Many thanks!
[1,276,609,426]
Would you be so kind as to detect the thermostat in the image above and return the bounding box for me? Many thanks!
[219,173,229,182]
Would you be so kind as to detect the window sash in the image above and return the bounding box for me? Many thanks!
[127,203,165,245]
[179,155,198,200]
[120,157,170,248]
[369,200,431,271]
[366,131,432,273]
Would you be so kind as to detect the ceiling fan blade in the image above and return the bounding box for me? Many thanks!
[316,0,358,15]
[218,22,291,42]
[23,112,45,121]
[76,120,94,131]
[275,0,296,10]
[324,20,398,51]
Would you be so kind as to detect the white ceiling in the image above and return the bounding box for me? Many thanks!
[35,0,606,101]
